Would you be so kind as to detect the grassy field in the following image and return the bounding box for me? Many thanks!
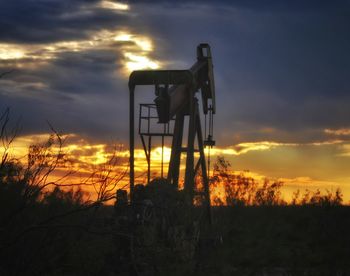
[1,199,350,275]
[196,206,350,275]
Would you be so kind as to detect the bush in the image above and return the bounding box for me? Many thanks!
[0,109,122,275]
[211,156,342,207]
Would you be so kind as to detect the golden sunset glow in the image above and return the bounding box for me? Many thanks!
[134,38,153,52]
[114,33,154,52]
[114,33,133,42]
[0,44,26,60]
[0,0,154,72]
[99,1,130,11]
[339,143,350,157]
[72,145,109,165]
[325,128,350,136]
[124,52,160,71]
[0,28,161,75]
[1,132,350,204]
[151,146,172,162]
[205,141,296,156]
[114,32,160,72]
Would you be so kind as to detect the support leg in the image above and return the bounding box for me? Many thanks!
[129,86,135,203]
[196,113,212,225]
[167,113,184,188]
[184,98,197,202]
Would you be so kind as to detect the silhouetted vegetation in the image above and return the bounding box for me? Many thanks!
[197,205,350,275]
[0,109,124,275]
[211,156,343,207]
[197,157,350,275]
[1,110,349,275]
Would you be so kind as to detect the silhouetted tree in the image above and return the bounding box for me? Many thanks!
[0,109,127,275]
[211,156,285,206]
[291,188,343,206]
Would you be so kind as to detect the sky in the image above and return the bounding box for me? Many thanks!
[1,0,350,201]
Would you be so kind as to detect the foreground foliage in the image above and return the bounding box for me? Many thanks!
[197,205,350,275]
[0,109,348,275]
[211,156,343,207]
[0,109,123,275]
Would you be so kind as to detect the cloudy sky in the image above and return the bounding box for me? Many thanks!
[1,0,350,200]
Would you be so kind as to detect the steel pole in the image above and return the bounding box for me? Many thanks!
[129,85,135,203]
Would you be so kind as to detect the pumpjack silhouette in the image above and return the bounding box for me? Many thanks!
[128,43,216,223]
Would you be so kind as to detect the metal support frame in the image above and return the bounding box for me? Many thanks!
[167,98,211,223]
[129,85,135,203]
[128,44,215,224]
[139,104,173,184]
[129,70,193,204]
[184,92,196,201]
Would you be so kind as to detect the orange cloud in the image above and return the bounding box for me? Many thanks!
[338,144,350,157]
[324,128,350,136]
[3,133,350,203]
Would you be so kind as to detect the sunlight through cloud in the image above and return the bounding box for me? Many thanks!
[0,28,161,74]
[114,32,154,52]
[4,133,350,202]
[124,52,159,71]
[99,1,129,11]
[325,128,350,136]
[114,32,160,72]
[0,44,26,60]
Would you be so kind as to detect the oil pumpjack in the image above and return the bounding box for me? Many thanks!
[113,44,216,274]
[128,43,216,223]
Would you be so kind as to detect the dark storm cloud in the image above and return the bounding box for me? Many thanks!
[126,0,350,12]
[1,0,350,145]
[0,0,136,140]
[0,72,129,141]
[127,1,350,145]
[0,0,130,43]
[41,49,124,95]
